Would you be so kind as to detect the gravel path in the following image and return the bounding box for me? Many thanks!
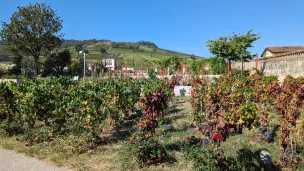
[0,148,71,171]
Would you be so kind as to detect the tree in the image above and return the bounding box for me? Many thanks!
[100,47,107,53]
[190,54,196,60]
[191,59,208,76]
[206,30,260,75]
[75,44,83,53]
[44,49,71,75]
[83,49,89,54]
[159,56,183,74]
[9,55,22,75]
[209,56,227,74]
[0,2,63,75]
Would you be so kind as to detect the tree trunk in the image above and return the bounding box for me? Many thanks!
[34,56,39,75]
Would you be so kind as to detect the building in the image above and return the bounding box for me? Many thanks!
[262,46,304,58]
[101,55,118,70]
[232,46,304,81]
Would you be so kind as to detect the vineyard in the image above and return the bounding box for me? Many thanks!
[190,73,304,170]
[0,74,303,170]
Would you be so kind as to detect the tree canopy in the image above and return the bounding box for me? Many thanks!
[0,2,63,75]
[206,30,260,74]
[75,44,83,53]
[100,47,107,53]
[44,49,71,75]
[206,30,260,61]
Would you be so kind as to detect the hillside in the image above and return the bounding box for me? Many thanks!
[0,39,204,68]
[62,39,204,68]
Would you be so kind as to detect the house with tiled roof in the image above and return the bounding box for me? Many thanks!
[262,46,304,58]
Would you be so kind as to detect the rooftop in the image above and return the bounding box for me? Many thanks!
[266,46,304,53]
[103,55,117,59]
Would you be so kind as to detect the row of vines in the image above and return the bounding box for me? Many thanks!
[0,77,175,156]
[190,73,304,170]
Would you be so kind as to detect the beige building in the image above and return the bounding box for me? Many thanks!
[232,47,304,81]
[262,46,304,58]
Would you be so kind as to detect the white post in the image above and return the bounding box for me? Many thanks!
[83,53,86,80]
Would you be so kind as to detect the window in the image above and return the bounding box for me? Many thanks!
[106,60,112,65]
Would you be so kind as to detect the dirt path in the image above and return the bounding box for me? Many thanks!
[0,148,71,171]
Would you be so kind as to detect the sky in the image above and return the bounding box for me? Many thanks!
[1,0,304,58]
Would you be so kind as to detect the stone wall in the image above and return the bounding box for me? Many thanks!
[231,53,304,81]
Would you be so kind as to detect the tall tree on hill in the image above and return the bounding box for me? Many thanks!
[0,2,63,75]
[190,54,196,60]
[75,44,83,53]
[206,30,260,75]
[100,47,107,53]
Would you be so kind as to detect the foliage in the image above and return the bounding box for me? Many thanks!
[44,49,71,75]
[208,56,227,74]
[9,55,22,75]
[182,136,229,170]
[137,41,158,48]
[206,30,260,74]
[0,64,15,76]
[206,30,260,61]
[130,78,174,166]
[0,81,23,135]
[276,76,304,168]
[0,2,63,75]
[68,59,84,76]
[0,77,143,148]
[190,59,208,76]
[75,44,83,53]
[61,39,111,48]
[190,54,195,60]
[111,42,139,50]
[20,57,35,78]
[190,74,304,169]
[100,47,107,53]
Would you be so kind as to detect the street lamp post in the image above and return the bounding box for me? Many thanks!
[79,51,86,80]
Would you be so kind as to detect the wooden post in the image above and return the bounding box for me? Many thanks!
[256,53,259,71]
[228,60,231,76]
[188,64,191,79]
[182,64,184,86]
[176,67,179,85]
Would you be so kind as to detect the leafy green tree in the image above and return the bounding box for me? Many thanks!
[0,2,63,75]
[209,56,227,74]
[206,30,260,75]
[21,57,35,78]
[158,56,183,74]
[9,55,22,75]
[100,47,107,53]
[44,49,71,75]
[69,58,84,76]
[190,54,196,60]
[191,59,208,76]
[83,49,89,54]
[75,44,83,53]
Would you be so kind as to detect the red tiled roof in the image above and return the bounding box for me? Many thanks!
[266,46,304,53]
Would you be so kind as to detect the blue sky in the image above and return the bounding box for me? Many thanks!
[1,0,304,58]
